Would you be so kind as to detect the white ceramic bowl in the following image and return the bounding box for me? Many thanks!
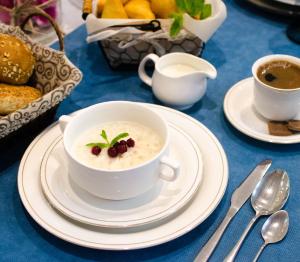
[59,101,180,200]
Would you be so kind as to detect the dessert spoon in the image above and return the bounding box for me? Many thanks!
[194,159,272,262]
[253,210,289,262]
[224,169,290,262]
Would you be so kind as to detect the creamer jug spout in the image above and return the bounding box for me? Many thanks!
[193,57,217,79]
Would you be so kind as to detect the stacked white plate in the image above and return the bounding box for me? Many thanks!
[18,103,228,250]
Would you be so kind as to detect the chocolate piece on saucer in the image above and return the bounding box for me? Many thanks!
[268,121,294,136]
[287,120,300,132]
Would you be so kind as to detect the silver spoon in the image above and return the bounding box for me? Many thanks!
[224,169,290,262]
[253,210,289,262]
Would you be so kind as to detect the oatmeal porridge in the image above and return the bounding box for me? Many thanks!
[73,121,163,170]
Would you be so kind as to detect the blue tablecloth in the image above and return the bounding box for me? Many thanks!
[1,1,299,261]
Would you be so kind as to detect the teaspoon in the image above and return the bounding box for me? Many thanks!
[224,169,290,262]
[253,210,289,262]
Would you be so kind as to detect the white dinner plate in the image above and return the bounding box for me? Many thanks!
[40,123,203,228]
[224,77,300,144]
[18,103,228,250]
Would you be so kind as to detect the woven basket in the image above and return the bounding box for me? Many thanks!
[0,11,82,140]
[82,0,221,68]
[99,33,205,68]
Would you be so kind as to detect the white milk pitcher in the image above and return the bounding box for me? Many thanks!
[138,52,217,110]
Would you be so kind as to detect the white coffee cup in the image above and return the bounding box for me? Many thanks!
[138,53,217,110]
[59,101,180,200]
[252,54,300,121]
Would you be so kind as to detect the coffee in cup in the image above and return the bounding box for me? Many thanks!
[252,54,300,121]
[257,60,300,90]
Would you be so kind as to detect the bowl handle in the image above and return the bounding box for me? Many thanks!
[159,156,180,182]
[59,115,72,133]
[19,7,64,51]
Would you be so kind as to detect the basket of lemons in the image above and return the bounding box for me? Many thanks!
[83,0,226,68]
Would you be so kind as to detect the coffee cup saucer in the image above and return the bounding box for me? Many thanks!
[40,123,203,228]
[223,77,300,144]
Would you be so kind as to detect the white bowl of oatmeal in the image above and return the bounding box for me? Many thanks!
[59,101,180,200]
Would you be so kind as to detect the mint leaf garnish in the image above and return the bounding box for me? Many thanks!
[86,130,129,150]
[100,130,109,144]
[86,142,108,148]
[110,133,129,147]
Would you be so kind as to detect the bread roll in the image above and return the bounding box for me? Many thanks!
[0,34,35,85]
[0,84,42,115]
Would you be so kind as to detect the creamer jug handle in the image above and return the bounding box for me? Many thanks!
[138,54,159,87]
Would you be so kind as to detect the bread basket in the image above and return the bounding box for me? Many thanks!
[83,0,226,68]
[0,10,82,142]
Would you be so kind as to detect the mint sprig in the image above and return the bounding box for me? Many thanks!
[86,130,129,149]
[101,130,109,144]
[170,0,212,37]
[86,142,109,148]
[110,133,129,147]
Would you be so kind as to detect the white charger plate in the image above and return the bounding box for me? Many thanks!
[18,103,228,250]
[40,123,203,228]
[224,77,300,144]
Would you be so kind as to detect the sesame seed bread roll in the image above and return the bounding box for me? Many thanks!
[0,84,42,115]
[0,34,35,85]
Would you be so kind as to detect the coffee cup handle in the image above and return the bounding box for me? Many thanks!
[138,54,159,87]
[59,115,72,133]
[159,156,180,182]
